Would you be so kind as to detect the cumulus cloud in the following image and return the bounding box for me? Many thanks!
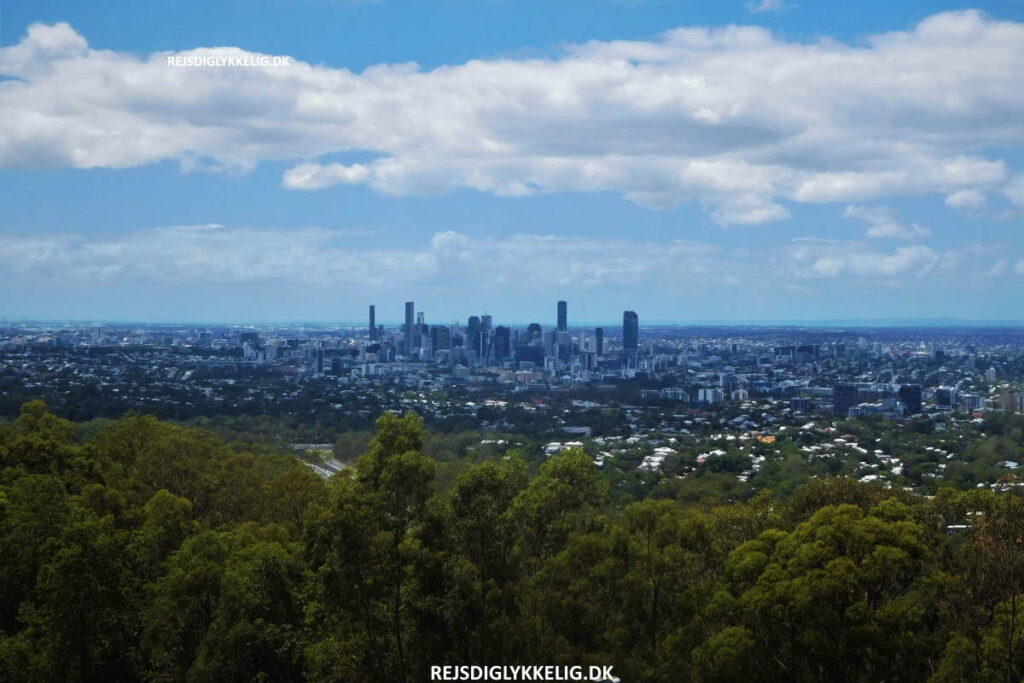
[843,204,931,240]
[0,225,1003,291]
[1,11,1023,224]
[1006,175,1024,207]
[945,189,987,210]
[282,162,372,190]
[781,240,943,279]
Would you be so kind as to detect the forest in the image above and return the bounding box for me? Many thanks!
[2,400,1024,682]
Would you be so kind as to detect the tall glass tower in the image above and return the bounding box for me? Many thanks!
[404,302,415,354]
[623,310,639,351]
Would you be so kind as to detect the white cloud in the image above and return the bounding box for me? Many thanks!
[1,11,1023,224]
[945,189,987,210]
[282,162,372,190]
[746,0,787,15]
[0,225,1001,290]
[843,204,931,240]
[1006,175,1024,207]
[781,239,945,279]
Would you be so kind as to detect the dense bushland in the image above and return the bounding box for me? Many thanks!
[2,400,1023,682]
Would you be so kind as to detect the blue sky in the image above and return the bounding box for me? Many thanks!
[1,0,1024,324]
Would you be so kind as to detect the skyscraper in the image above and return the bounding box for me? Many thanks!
[404,302,415,354]
[936,387,958,410]
[467,316,481,357]
[369,305,376,340]
[430,325,451,351]
[557,300,567,331]
[556,330,572,362]
[898,384,922,415]
[595,327,604,355]
[493,325,511,362]
[833,384,859,417]
[623,311,638,352]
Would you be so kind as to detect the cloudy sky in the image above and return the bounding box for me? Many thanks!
[1,0,1023,324]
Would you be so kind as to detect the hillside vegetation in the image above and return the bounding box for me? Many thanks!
[1,400,1023,682]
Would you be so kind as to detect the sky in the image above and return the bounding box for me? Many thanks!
[1,0,1024,325]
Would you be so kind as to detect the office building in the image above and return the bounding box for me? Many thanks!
[493,325,511,362]
[557,300,567,332]
[430,325,451,351]
[556,330,572,362]
[404,302,415,354]
[595,327,604,355]
[935,387,958,410]
[623,311,639,352]
[369,305,376,340]
[898,384,922,415]
[833,384,859,417]
[467,316,481,356]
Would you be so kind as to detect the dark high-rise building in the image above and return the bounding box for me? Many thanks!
[430,325,451,351]
[493,326,511,362]
[556,330,572,362]
[467,316,481,357]
[898,384,922,415]
[936,387,957,409]
[557,300,567,331]
[527,323,542,341]
[595,327,604,355]
[369,305,376,340]
[790,397,812,412]
[417,312,427,344]
[404,302,415,354]
[833,384,859,418]
[515,345,544,365]
[623,311,639,352]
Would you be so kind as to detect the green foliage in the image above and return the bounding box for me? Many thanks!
[6,401,1024,682]
[0,402,324,683]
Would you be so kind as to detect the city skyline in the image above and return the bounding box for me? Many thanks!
[1,1,1024,322]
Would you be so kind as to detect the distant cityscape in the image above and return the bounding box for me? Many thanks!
[7,298,1024,500]
[360,300,642,375]
[3,303,1023,425]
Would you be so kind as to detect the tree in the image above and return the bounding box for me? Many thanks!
[440,457,528,662]
[701,503,940,682]
[304,412,436,683]
[142,531,231,682]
